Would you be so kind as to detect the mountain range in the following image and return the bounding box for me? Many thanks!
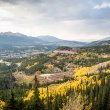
[0,32,87,48]
[0,32,110,48]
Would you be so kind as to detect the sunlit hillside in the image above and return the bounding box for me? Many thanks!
[23,60,110,110]
[0,46,110,110]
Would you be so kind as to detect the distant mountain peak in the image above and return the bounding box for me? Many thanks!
[0,32,27,37]
[37,35,62,42]
[0,32,43,46]
[102,36,110,41]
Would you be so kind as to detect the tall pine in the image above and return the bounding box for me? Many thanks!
[31,75,44,110]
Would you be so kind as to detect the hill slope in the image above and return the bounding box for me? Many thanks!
[88,40,110,46]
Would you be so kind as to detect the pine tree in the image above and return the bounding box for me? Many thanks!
[4,91,17,110]
[31,75,44,110]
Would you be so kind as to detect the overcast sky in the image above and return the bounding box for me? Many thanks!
[0,0,110,41]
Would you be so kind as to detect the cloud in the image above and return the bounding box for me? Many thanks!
[94,2,110,9]
[0,0,110,41]
[0,0,42,5]
[0,0,19,5]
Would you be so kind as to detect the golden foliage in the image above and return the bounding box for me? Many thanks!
[0,100,5,110]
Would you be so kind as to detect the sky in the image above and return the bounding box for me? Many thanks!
[0,0,110,41]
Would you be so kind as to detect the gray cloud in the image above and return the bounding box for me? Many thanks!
[0,0,42,5]
[0,0,110,41]
[0,0,20,5]
[1,0,110,20]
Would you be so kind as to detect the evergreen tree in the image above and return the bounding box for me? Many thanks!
[4,91,17,110]
[31,75,44,110]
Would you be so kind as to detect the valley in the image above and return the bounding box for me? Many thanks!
[0,43,110,110]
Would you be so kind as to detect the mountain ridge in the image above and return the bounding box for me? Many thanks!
[0,32,43,46]
[0,32,87,48]
[87,40,110,46]
[37,35,62,42]
[1,32,110,48]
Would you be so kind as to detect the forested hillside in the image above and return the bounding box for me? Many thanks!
[0,46,110,110]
